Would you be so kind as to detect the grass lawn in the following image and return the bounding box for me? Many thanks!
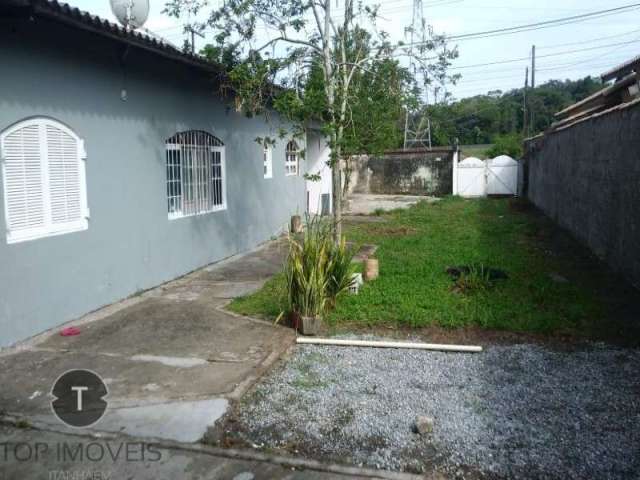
[460,144,493,159]
[229,197,634,337]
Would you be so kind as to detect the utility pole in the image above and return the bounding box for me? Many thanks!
[530,45,536,134]
[531,45,536,88]
[523,66,529,137]
[186,25,204,54]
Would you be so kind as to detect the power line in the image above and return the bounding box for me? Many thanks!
[404,2,640,44]
[537,27,640,49]
[448,38,640,70]
[449,48,638,79]
[454,50,639,82]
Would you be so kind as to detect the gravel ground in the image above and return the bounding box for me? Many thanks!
[225,340,640,479]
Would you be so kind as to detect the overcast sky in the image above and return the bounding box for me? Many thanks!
[73,0,640,99]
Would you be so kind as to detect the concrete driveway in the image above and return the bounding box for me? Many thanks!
[0,239,295,443]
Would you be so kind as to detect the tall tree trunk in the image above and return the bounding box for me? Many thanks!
[320,0,342,243]
[332,138,342,242]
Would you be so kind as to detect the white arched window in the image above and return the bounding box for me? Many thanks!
[166,130,226,219]
[285,140,299,176]
[1,118,88,244]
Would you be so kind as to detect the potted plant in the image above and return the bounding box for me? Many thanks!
[284,215,356,335]
[285,225,327,335]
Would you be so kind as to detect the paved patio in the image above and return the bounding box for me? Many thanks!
[0,239,295,443]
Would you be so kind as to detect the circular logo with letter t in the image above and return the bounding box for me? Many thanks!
[51,370,108,427]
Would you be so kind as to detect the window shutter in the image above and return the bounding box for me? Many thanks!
[2,124,46,234]
[2,118,88,243]
[46,124,83,225]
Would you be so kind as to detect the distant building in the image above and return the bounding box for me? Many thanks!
[549,54,640,131]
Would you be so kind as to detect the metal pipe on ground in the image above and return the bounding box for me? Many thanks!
[296,337,482,353]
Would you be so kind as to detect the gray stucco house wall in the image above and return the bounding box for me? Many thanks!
[0,11,310,347]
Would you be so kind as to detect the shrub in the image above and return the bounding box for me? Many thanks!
[485,133,523,159]
[455,264,494,294]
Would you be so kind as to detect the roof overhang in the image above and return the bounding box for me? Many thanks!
[555,72,639,121]
[2,0,224,74]
[601,53,640,83]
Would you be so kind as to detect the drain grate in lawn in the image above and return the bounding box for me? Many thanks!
[217,341,640,478]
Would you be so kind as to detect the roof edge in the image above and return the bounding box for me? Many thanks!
[22,0,225,74]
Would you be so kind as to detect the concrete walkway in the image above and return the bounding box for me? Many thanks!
[0,239,295,444]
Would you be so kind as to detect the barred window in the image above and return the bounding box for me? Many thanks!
[285,140,299,176]
[166,131,226,219]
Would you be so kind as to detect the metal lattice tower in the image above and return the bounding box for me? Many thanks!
[403,0,432,150]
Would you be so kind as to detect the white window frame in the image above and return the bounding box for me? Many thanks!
[1,118,89,244]
[165,131,227,220]
[263,146,273,179]
[285,140,299,176]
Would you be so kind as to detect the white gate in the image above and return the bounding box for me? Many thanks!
[453,153,519,198]
[456,157,486,197]
[486,155,518,195]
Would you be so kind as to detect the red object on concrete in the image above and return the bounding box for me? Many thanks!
[60,326,81,336]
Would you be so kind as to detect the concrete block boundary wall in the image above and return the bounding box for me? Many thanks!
[346,149,454,197]
[525,101,640,288]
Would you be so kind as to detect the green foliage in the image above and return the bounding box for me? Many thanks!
[274,40,411,156]
[429,76,603,146]
[454,264,493,294]
[303,173,322,182]
[199,43,240,70]
[284,215,355,318]
[164,0,457,178]
[343,58,408,155]
[460,144,493,159]
[254,136,277,148]
[485,133,523,159]
[231,198,609,336]
[325,236,357,307]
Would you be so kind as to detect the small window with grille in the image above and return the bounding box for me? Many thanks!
[1,117,89,244]
[166,130,226,219]
[263,146,272,179]
[285,140,299,176]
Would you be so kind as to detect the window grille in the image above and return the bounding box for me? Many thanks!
[285,140,299,176]
[263,146,273,179]
[166,130,226,219]
[1,118,88,243]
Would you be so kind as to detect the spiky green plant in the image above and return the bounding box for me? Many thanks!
[284,215,355,318]
[326,235,356,308]
[455,264,493,294]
